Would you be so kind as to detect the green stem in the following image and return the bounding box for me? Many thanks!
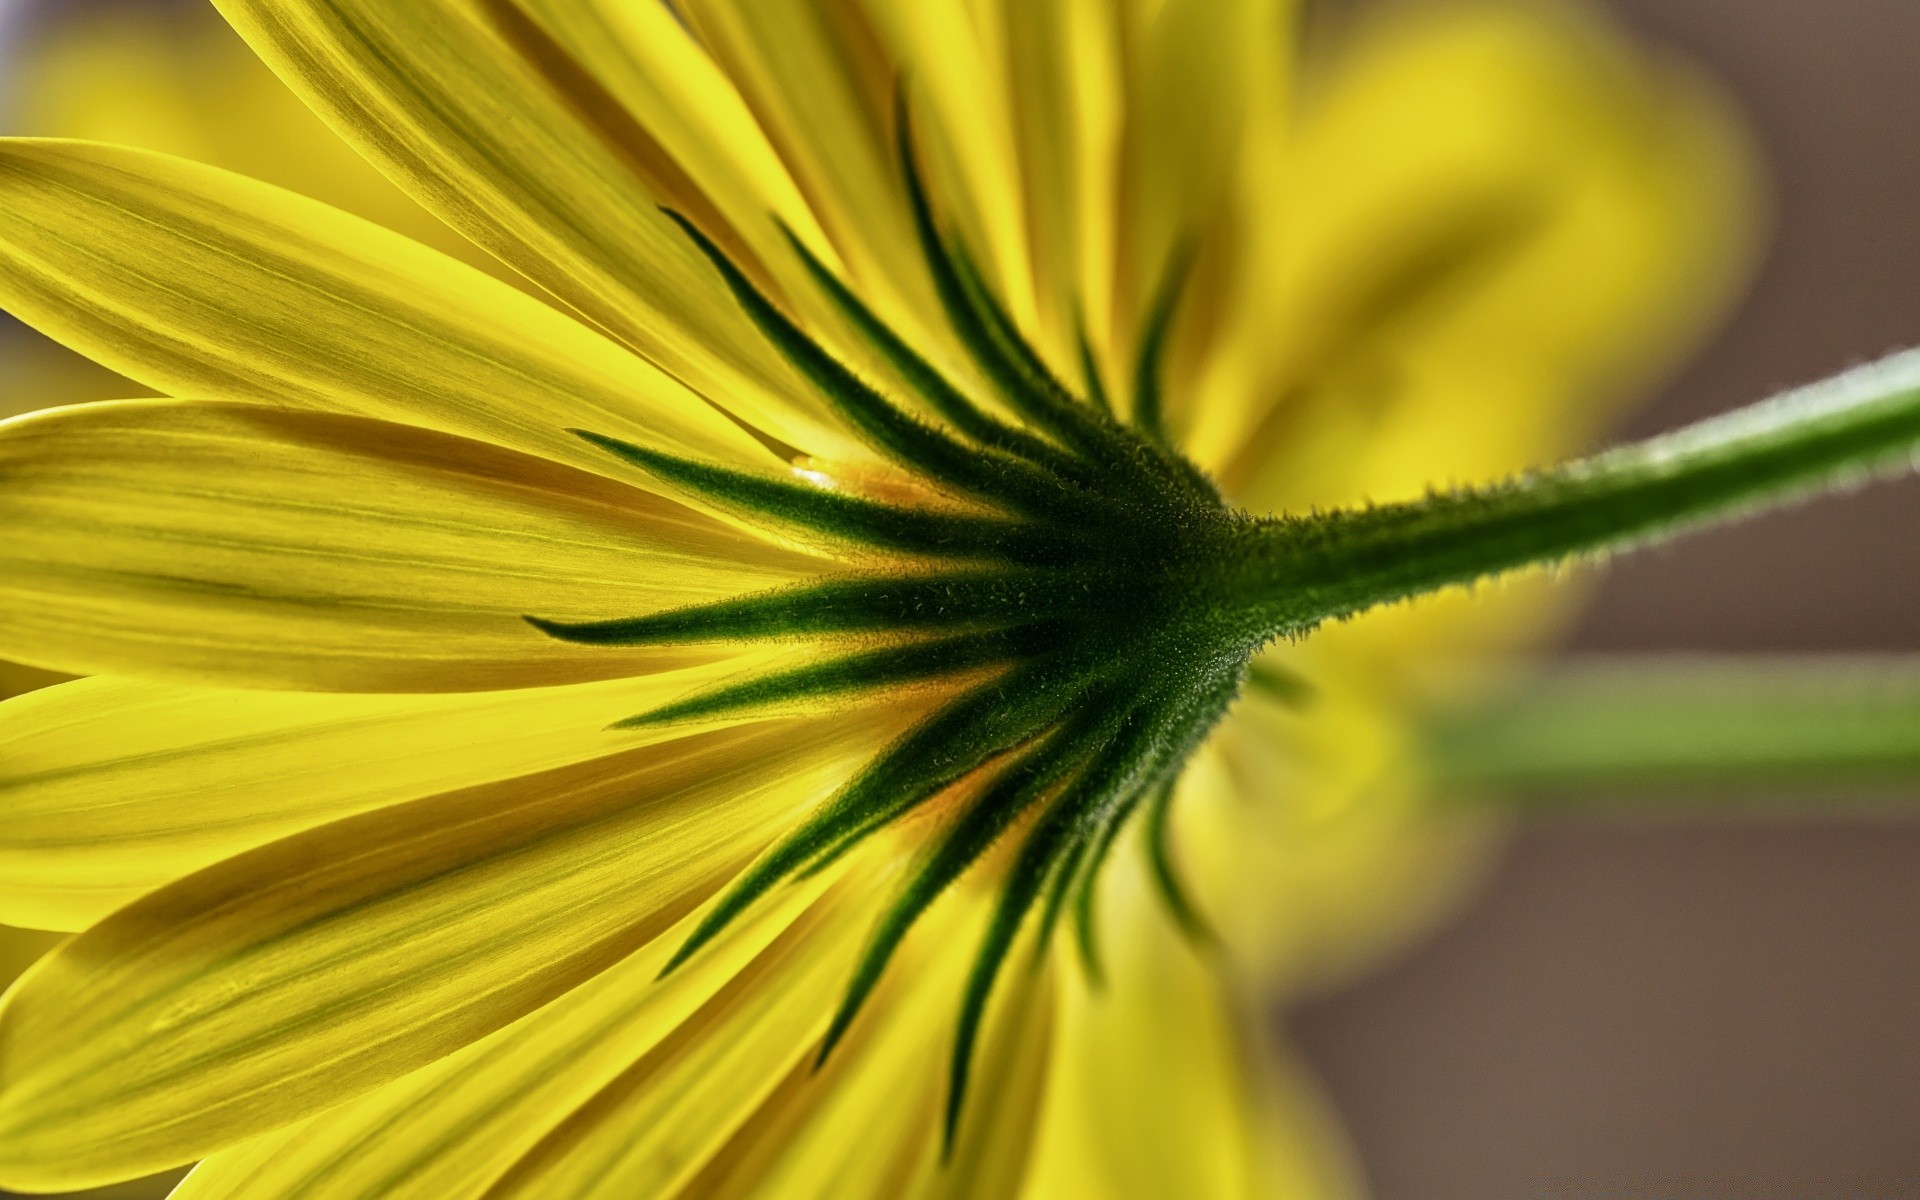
[1226,349,1920,638]
[1429,655,1920,803]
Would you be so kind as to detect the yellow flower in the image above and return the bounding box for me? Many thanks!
[0,1,1761,1197]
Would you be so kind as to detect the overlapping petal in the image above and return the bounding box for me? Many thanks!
[0,401,822,690]
[1109,0,1292,405]
[999,0,1126,370]
[1022,835,1360,1199]
[170,867,845,1200]
[166,839,1048,1200]
[0,712,908,1191]
[9,4,499,277]
[1186,0,1757,487]
[0,138,783,480]
[213,0,863,460]
[0,656,807,930]
[672,0,951,368]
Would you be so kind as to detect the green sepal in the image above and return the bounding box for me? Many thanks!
[1129,246,1193,445]
[663,208,1092,521]
[658,653,1101,977]
[610,628,1046,728]
[1141,778,1215,945]
[568,428,1070,563]
[1076,320,1114,417]
[526,571,1075,646]
[815,693,1127,1067]
[895,95,1121,462]
[779,223,1099,488]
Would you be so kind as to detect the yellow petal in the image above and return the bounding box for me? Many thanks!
[0,657,802,930]
[674,0,947,362]
[0,711,904,1192]
[1182,687,1494,996]
[1000,0,1127,368]
[0,137,777,479]
[858,0,1041,342]
[490,846,1019,1200]
[483,875,883,1200]
[1210,2,1755,682]
[173,862,842,1200]
[1022,835,1361,1200]
[213,0,860,460]
[502,0,842,295]
[681,886,1044,1200]
[1108,0,1293,410]
[12,2,501,279]
[0,929,60,995]
[1193,0,1757,486]
[0,401,820,690]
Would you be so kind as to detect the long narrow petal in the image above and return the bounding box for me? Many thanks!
[858,0,1041,344]
[484,857,1014,1200]
[0,138,777,480]
[1107,0,1290,394]
[999,0,1125,368]
[684,903,1053,1199]
[212,0,861,459]
[0,711,906,1192]
[0,657,798,930]
[0,401,822,690]
[1021,831,1360,1199]
[171,863,846,1200]
[502,0,841,295]
[1193,1,1756,485]
[672,0,973,378]
[12,3,506,279]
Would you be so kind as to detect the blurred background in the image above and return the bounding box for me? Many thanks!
[1288,1,1920,1195]
[0,1,1916,1197]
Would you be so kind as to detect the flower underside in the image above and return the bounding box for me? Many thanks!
[530,107,1270,1143]
[525,100,1920,1149]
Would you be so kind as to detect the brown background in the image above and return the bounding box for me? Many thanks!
[1289,2,1920,1195]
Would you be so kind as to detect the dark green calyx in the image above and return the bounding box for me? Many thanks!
[527,92,1920,1151]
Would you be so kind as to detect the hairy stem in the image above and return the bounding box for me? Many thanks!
[1430,655,1920,802]
[1228,349,1920,637]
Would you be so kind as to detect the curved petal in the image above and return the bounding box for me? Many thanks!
[1181,688,1494,995]
[500,0,840,289]
[1000,0,1126,369]
[1187,0,1758,483]
[212,0,862,459]
[1216,2,1754,689]
[0,401,822,691]
[1109,0,1292,400]
[171,865,844,1200]
[0,710,907,1192]
[1020,832,1361,1200]
[485,860,1020,1200]
[168,821,999,1200]
[0,138,778,480]
[0,656,802,930]
[673,0,953,366]
[858,1,1041,340]
[481,879,882,1200]
[11,2,502,279]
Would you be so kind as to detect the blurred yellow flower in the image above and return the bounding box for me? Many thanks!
[0,1,1755,1197]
